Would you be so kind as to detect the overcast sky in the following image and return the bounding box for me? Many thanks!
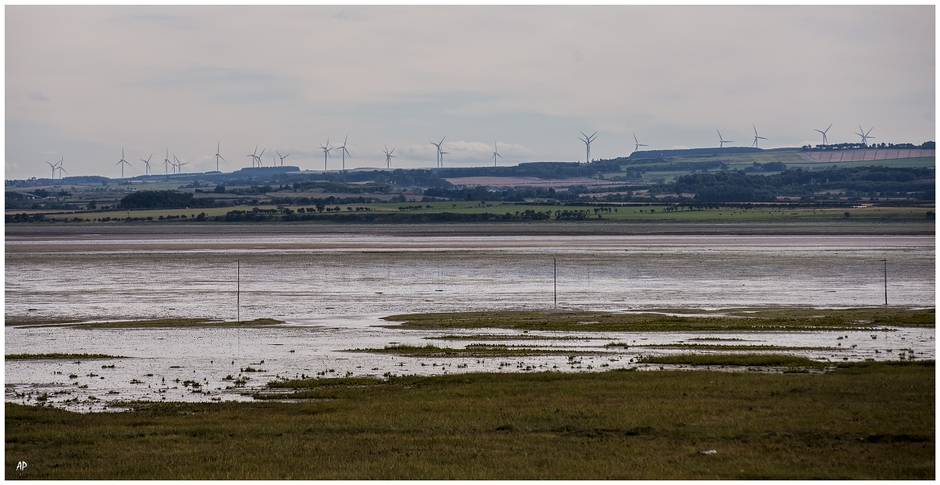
[5,5,935,180]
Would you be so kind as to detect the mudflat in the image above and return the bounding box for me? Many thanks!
[6,221,934,253]
[7,220,935,239]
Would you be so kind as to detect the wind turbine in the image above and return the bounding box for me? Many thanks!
[56,160,68,179]
[140,154,153,176]
[115,148,132,179]
[276,151,289,166]
[632,133,648,153]
[337,135,351,171]
[46,160,59,179]
[383,146,395,169]
[246,146,263,168]
[320,138,333,171]
[492,142,502,167]
[751,125,768,148]
[579,131,597,164]
[439,149,449,167]
[163,149,172,174]
[430,137,445,168]
[173,155,187,173]
[214,143,226,171]
[717,130,733,148]
[856,125,874,145]
[51,157,67,179]
[814,123,832,145]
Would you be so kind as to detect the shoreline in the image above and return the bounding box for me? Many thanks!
[5,220,935,240]
[6,221,933,253]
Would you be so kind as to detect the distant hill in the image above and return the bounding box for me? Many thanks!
[631,147,764,158]
[232,166,300,175]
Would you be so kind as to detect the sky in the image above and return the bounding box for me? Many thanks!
[5,5,935,180]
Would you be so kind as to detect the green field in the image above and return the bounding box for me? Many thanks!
[6,362,933,479]
[602,151,934,183]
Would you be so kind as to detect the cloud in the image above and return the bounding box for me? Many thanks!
[3,6,934,180]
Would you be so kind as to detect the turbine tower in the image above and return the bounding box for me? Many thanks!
[140,154,153,176]
[276,151,289,166]
[579,131,597,164]
[856,125,874,145]
[215,143,226,171]
[383,146,395,169]
[320,138,333,171]
[115,148,132,179]
[337,135,351,171]
[492,142,502,167]
[717,130,733,148]
[633,133,648,153]
[814,123,832,145]
[430,137,445,168]
[751,125,768,148]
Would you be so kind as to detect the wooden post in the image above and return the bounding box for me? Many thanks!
[553,258,557,309]
[237,259,240,322]
[882,258,887,306]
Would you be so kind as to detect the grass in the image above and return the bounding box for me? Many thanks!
[635,353,827,368]
[350,343,579,358]
[383,308,935,332]
[71,318,283,329]
[639,344,835,351]
[5,353,125,360]
[5,362,933,479]
[4,317,81,327]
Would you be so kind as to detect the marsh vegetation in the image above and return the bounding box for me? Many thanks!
[383,307,935,332]
[6,362,933,479]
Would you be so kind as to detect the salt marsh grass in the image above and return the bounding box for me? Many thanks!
[6,363,933,479]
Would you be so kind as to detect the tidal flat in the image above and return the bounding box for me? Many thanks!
[6,226,935,411]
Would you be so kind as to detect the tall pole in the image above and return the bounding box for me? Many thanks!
[237,259,240,322]
[882,258,887,306]
[553,258,557,309]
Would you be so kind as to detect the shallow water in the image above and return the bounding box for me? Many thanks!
[5,233,935,411]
